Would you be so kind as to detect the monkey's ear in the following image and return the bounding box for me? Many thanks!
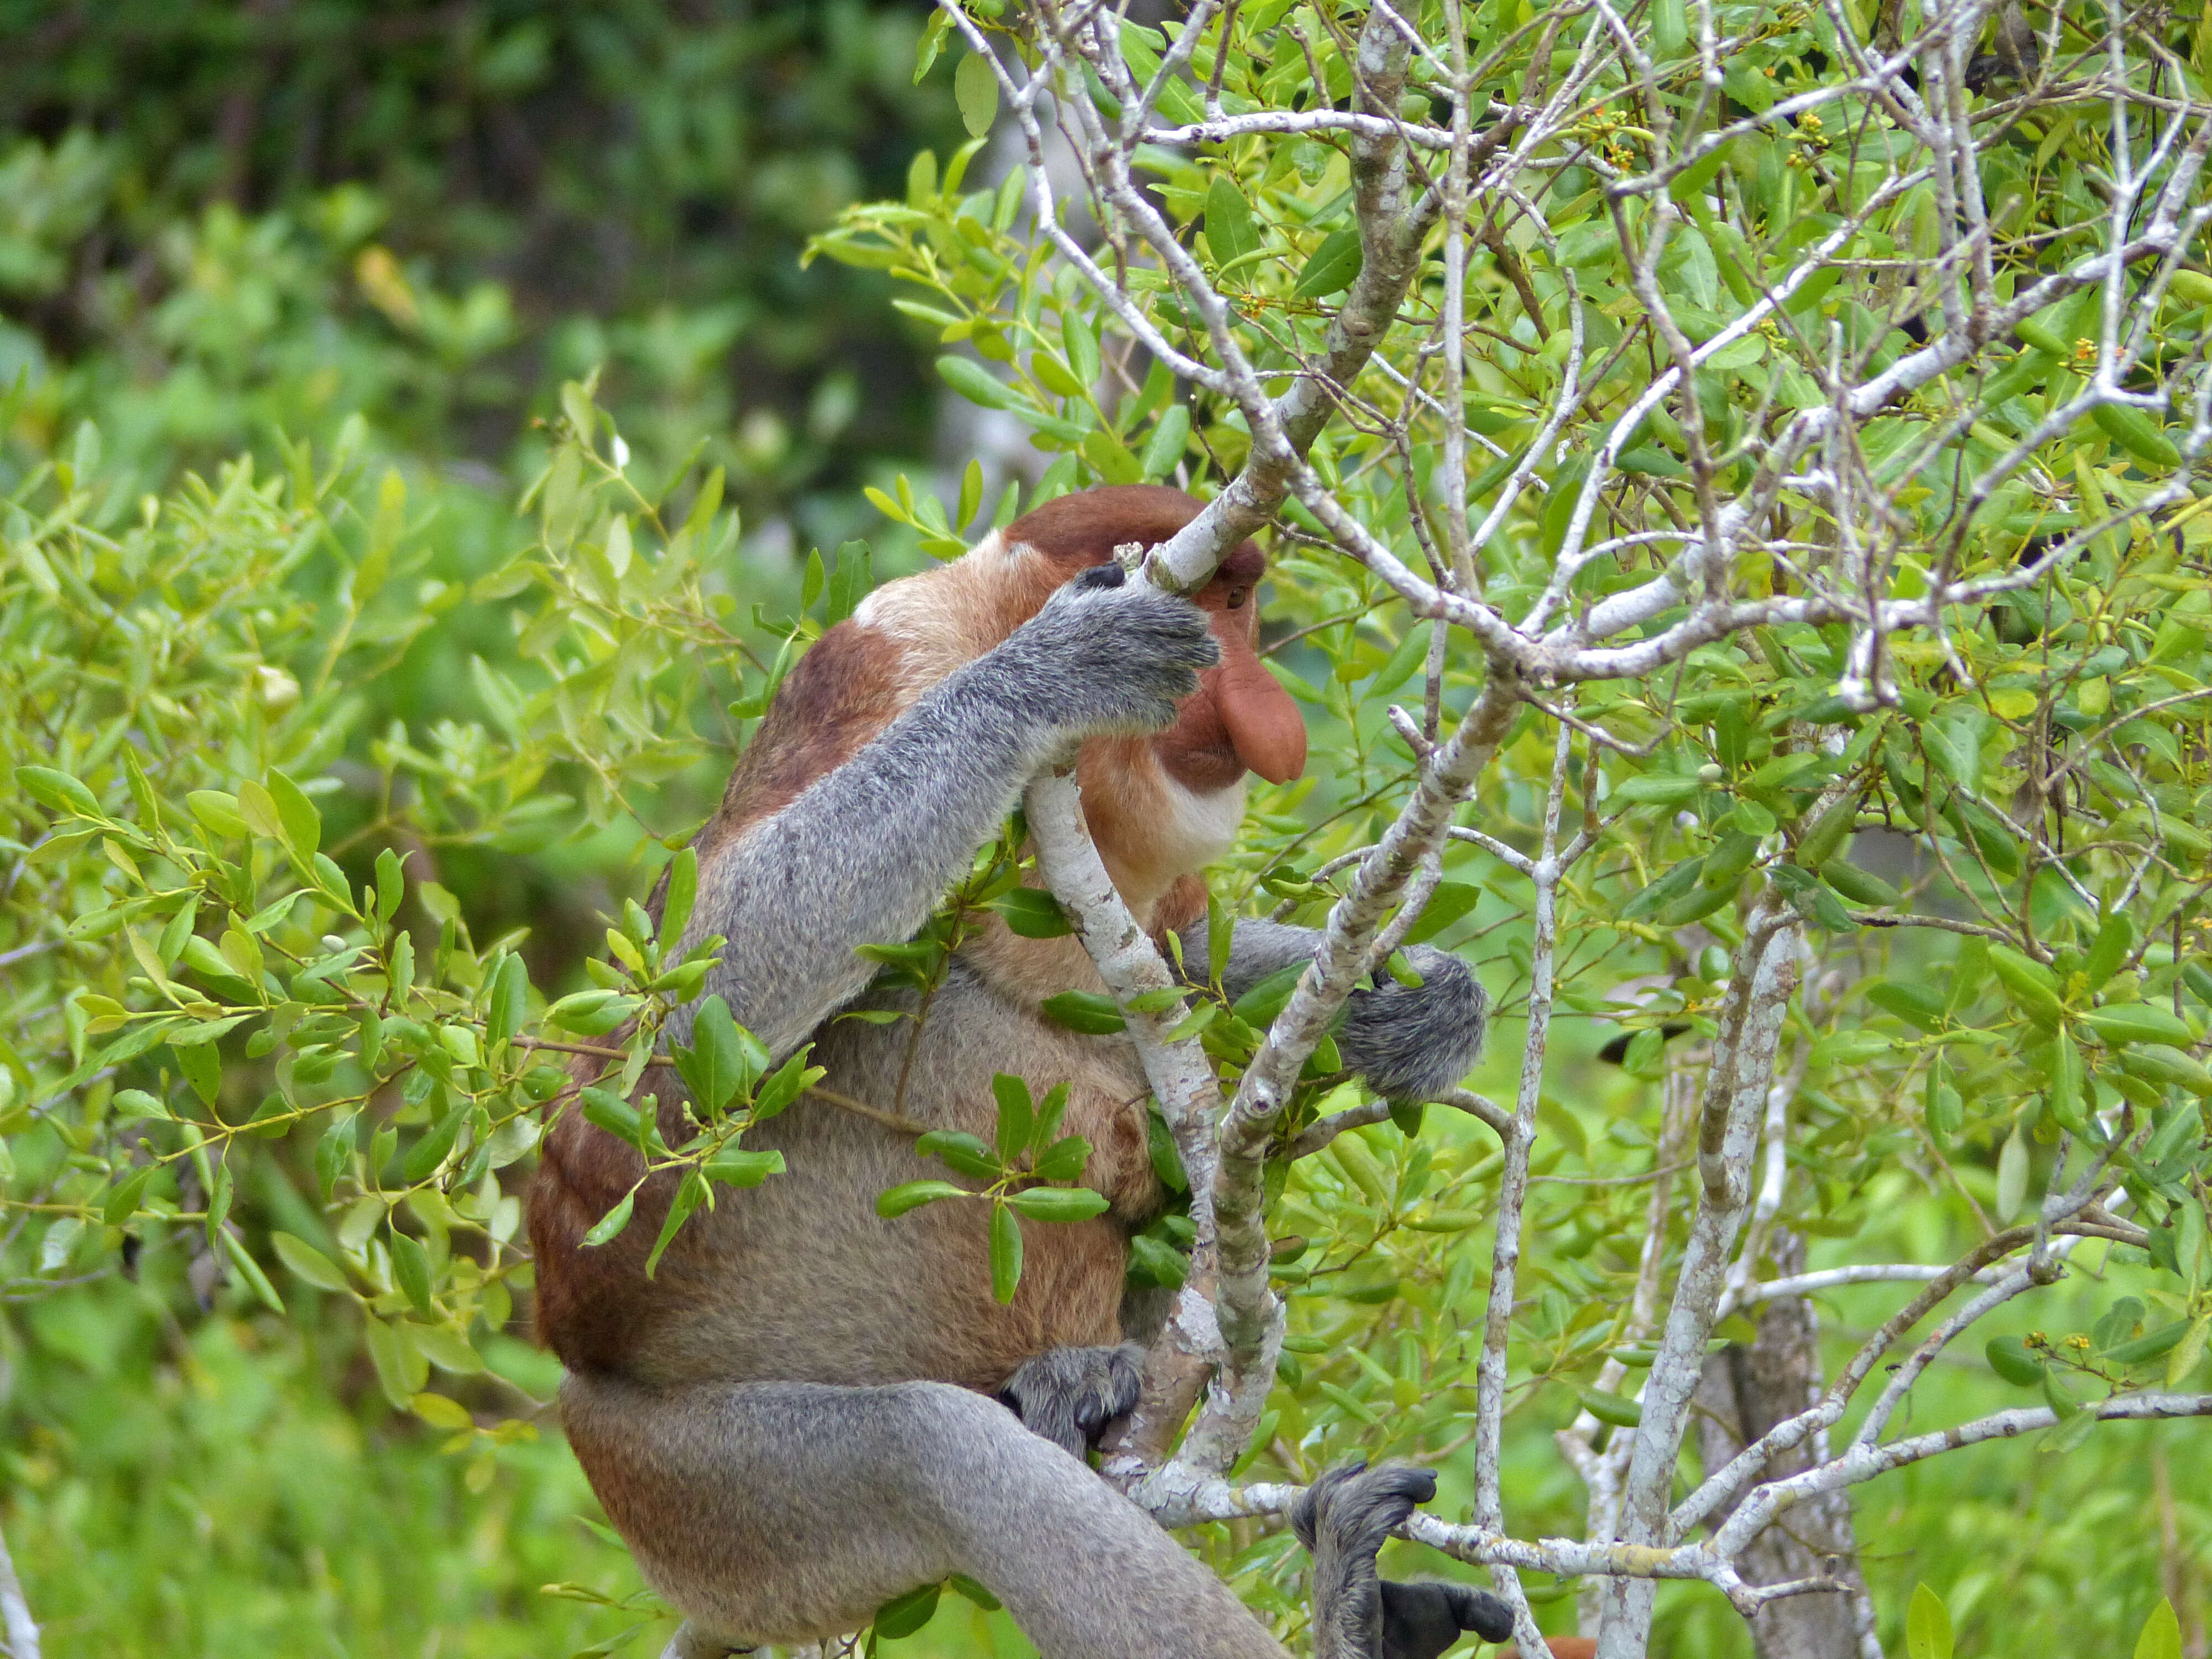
[1072,562,1127,590]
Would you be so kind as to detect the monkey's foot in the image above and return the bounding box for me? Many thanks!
[1380,1580,1516,1657]
[1297,1463,1517,1659]
[997,1342,1143,1460]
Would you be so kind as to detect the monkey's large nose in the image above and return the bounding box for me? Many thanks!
[1214,648,1306,783]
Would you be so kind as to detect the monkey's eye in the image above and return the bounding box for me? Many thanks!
[1225,586,1250,609]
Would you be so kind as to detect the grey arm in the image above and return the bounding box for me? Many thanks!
[681,573,1217,1061]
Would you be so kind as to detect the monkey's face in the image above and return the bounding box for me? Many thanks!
[1149,540,1307,794]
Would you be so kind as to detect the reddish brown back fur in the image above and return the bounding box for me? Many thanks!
[698,622,909,859]
[530,1056,665,1374]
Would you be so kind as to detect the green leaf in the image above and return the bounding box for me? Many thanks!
[957,459,983,529]
[916,1129,1000,1179]
[659,847,698,953]
[2048,1031,2086,1131]
[877,1180,969,1218]
[1230,963,1306,1029]
[581,1087,644,1144]
[581,1191,636,1247]
[102,1164,155,1226]
[1985,1335,2046,1385]
[936,355,1019,411]
[1140,404,1191,481]
[362,1316,415,1410]
[1030,1134,1090,1182]
[222,1230,285,1316]
[749,1050,822,1122]
[389,1229,435,1317]
[1204,175,1259,267]
[703,1148,785,1188]
[990,888,1072,938]
[2083,911,2136,988]
[1147,1110,1188,1192]
[237,780,285,840]
[2081,1004,2198,1048]
[1293,226,1363,297]
[2136,1600,2183,1659]
[645,1167,709,1278]
[173,1039,221,1107]
[267,770,321,857]
[402,1094,468,1181]
[1995,1126,2030,1220]
[487,953,529,1047]
[272,1231,350,1293]
[1003,1185,1110,1222]
[1925,717,1983,791]
[112,1088,171,1122]
[1620,857,1705,920]
[1867,979,1945,1032]
[17,766,102,820]
[947,1574,1000,1612]
[991,1072,1032,1162]
[954,50,998,140]
[189,790,250,839]
[989,1201,1024,1303]
[1129,1232,1191,1288]
[1821,859,1901,908]
[2119,1045,2212,1099]
[1613,773,1701,805]
[2094,404,2182,469]
[2105,1320,2189,1365]
[674,995,763,1117]
[1039,992,1126,1034]
[1401,883,1481,946]
[1569,1381,1642,1427]
[404,1309,474,1374]
[874,1582,941,1640]
[546,989,634,1035]
[1989,947,2065,1027]
[412,1392,474,1431]
[1906,1584,1953,1659]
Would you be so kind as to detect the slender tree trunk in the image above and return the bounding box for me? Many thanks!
[1693,1233,1869,1659]
[0,1521,40,1659]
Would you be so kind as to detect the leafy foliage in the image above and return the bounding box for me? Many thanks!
[8,0,2212,1654]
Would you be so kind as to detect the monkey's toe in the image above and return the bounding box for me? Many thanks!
[1071,1341,1145,1439]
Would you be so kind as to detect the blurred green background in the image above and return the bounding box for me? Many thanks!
[0,4,2201,1657]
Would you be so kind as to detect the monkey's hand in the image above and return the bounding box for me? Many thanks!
[996,1342,1144,1461]
[997,562,1219,743]
[1338,945,1489,1104]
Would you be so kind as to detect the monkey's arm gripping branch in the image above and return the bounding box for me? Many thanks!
[687,668,1065,1062]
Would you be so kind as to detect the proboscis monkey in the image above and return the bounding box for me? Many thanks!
[528,486,1495,1658]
